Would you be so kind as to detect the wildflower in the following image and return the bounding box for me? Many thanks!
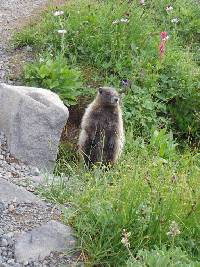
[120,18,129,23]
[167,221,181,237]
[112,18,129,25]
[159,31,169,59]
[57,29,67,35]
[122,79,129,87]
[140,0,145,5]
[159,42,165,59]
[121,229,131,248]
[39,58,44,63]
[53,10,64,16]
[136,203,152,222]
[171,18,179,24]
[166,5,173,12]
[112,19,120,25]
[160,31,169,41]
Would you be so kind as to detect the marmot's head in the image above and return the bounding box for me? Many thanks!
[97,87,120,107]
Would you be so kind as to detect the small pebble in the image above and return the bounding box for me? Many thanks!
[30,167,40,176]
[7,258,15,264]
[0,239,8,247]
[8,204,15,213]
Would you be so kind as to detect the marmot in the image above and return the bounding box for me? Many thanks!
[78,87,124,167]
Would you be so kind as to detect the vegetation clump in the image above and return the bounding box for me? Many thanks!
[13,0,200,266]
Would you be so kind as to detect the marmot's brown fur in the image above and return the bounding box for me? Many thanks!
[78,87,124,167]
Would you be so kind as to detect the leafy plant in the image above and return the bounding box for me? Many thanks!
[126,247,199,267]
[13,0,200,140]
[150,128,178,160]
[24,55,83,105]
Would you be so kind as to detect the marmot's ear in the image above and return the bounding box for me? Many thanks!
[98,87,103,94]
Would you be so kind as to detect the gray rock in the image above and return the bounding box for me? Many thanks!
[0,202,5,213]
[15,220,76,263]
[0,239,8,247]
[6,259,15,264]
[30,167,40,176]
[0,229,4,236]
[28,175,46,186]
[0,178,43,204]
[0,83,69,171]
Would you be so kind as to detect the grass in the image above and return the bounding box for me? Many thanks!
[39,130,200,266]
[12,0,200,265]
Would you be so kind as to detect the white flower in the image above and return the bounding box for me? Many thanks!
[112,19,120,25]
[112,18,129,25]
[53,10,64,16]
[140,0,145,5]
[57,29,67,35]
[164,35,170,41]
[120,18,129,23]
[166,5,173,12]
[121,229,131,248]
[167,221,181,237]
[171,18,179,24]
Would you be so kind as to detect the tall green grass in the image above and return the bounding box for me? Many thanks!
[40,130,200,266]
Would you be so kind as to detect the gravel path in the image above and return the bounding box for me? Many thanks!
[0,0,49,83]
[0,132,78,266]
[0,1,81,266]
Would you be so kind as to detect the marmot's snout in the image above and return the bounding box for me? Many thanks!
[112,96,119,104]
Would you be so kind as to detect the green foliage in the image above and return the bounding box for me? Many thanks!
[39,129,200,266]
[150,129,177,160]
[24,55,83,105]
[13,0,200,138]
[13,2,200,264]
[123,85,164,136]
[127,247,199,267]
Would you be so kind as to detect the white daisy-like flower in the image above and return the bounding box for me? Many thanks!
[166,5,173,12]
[53,10,64,16]
[171,18,179,24]
[39,58,44,63]
[57,29,67,34]
[120,18,129,23]
[140,0,145,5]
[112,19,120,25]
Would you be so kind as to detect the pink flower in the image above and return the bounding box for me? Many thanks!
[159,32,169,60]
[160,31,168,41]
[159,42,166,59]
